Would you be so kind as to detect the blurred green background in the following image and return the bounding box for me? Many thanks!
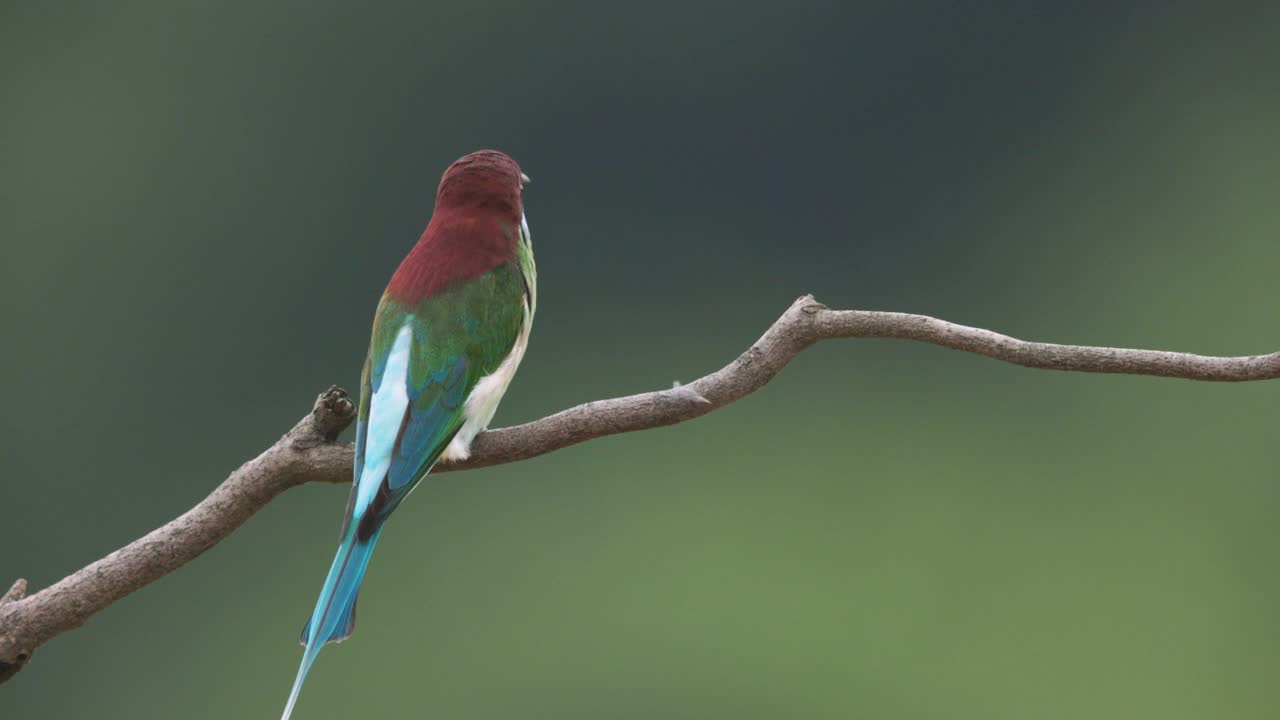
[3,2,1279,718]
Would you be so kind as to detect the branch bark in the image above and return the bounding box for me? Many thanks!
[3,294,1277,681]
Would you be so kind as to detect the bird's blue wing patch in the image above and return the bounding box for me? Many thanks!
[388,355,470,490]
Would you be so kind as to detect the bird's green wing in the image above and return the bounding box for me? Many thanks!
[351,261,529,538]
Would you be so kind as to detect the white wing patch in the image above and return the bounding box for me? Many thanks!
[355,322,414,512]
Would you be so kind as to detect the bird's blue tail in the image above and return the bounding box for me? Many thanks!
[281,524,383,720]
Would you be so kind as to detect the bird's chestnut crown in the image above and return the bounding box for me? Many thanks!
[434,150,528,220]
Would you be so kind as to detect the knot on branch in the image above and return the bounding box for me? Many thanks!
[307,386,357,444]
[798,294,828,315]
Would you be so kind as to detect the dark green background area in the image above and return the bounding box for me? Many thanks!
[3,2,1279,718]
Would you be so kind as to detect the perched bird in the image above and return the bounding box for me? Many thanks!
[281,150,536,719]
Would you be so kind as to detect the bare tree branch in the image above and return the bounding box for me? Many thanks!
[3,294,1276,682]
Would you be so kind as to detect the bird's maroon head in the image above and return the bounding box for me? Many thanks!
[435,150,528,223]
[387,150,530,304]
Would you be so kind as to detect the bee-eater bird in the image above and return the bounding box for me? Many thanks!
[281,150,536,719]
